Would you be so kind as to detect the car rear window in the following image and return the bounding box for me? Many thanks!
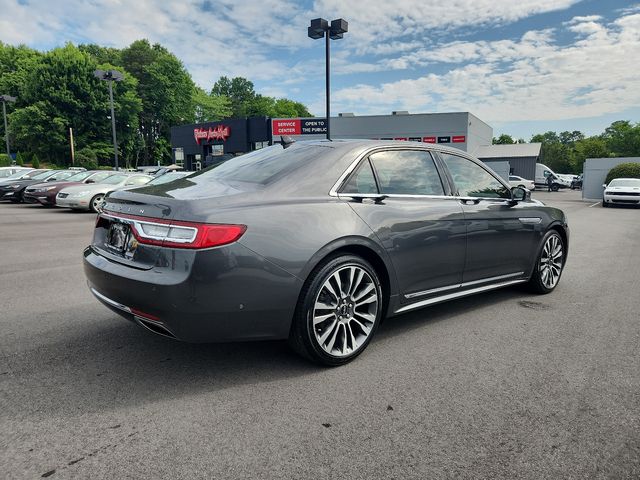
[190,143,331,185]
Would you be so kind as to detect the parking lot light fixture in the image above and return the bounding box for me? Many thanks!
[307,17,348,141]
[94,70,124,170]
[1,94,17,157]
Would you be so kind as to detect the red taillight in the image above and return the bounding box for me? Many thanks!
[100,212,246,249]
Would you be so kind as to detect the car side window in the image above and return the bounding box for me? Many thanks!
[440,153,511,199]
[368,150,444,195]
[341,160,378,194]
[125,176,150,186]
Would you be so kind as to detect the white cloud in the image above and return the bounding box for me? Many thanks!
[331,13,640,122]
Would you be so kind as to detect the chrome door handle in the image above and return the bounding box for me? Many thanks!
[459,197,480,205]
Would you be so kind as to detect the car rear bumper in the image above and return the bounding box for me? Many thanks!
[83,243,303,342]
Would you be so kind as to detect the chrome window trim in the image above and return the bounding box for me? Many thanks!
[330,144,514,202]
[330,144,479,197]
[404,271,525,299]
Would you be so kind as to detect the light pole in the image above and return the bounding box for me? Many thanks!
[94,69,124,170]
[1,94,17,157]
[308,18,348,141]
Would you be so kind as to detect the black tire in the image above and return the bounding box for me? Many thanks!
[90,194,104,213]
[10,189,25,203]
[602,200,608,208]
[288,254,383,366]
[527,230,565,294]
[551,184,560,192]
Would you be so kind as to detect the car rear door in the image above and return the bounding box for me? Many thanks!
[338,147,466,298]
[437,152,538,283]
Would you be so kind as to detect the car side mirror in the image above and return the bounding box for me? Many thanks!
[86,179,95,184]
[602,184,607,188]
[511,186,529,202]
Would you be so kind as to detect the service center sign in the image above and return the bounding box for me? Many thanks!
[272,118,327,136]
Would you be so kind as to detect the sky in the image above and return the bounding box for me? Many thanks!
[1,0,639,139]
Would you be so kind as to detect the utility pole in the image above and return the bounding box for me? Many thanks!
[1,95,17,156]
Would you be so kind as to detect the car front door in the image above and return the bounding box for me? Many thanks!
[339,148,466,300]
[438,152,539,283]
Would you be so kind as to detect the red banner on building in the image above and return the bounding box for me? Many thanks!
[422,136,436,143]
[452,135,466,143]
[272,119,301,135]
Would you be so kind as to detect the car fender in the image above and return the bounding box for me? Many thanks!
[297,234,401,305]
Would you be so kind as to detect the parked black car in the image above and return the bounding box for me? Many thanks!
[84,140,569,365]
[571,174,583,190]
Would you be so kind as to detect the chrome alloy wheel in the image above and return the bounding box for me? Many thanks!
[312,265,379,357]
[539,234,563,289]
[91,194,104,213]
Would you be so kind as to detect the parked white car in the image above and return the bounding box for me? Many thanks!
[0,166,33,179]
[508,175,535,190]
[602,178,640,208]
[56,173,152,212]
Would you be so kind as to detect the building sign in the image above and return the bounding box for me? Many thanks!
[437,136,451,143]
[272,119,300,135]
[423,136,436,143]
[301,119,327,134]
[194,125,231,144]
[452,135,466,143]
[394,137,408,141]
[408,137,422,142]
[272,118,327,136]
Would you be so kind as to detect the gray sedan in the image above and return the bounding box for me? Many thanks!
[84,140,569,365]
[56,173,153,212]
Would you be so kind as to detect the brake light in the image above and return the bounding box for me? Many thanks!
[101,213,246,249]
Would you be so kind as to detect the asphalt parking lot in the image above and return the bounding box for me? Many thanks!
[1,190,639,479]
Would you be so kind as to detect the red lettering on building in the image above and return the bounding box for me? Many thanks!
[423,136,436,143]
[452,135,466,143]
[194,125,231,144]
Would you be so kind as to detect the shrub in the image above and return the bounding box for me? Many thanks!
[15,151,24,166]
[31,154,40,168]
[605,162,640,184]
[74,147,99,170]
[0,153,11,167]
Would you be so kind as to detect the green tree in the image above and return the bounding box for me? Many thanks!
[211,76,256,118]
[31,153,40,168]
[121,39,195,164]
[601,120,640,157]
[492,134,515,145]
[193,87,231,123]
[15,151,24,166]
[8,44,141,166]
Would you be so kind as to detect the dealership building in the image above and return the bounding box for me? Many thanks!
[170,111,494,170]
[170,112,540,181]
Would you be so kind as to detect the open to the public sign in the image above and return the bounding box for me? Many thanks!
[194,125,231,144]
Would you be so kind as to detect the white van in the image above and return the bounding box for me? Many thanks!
[535,163,571,190]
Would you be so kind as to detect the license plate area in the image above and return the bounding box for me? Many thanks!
[106,221,131,253]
